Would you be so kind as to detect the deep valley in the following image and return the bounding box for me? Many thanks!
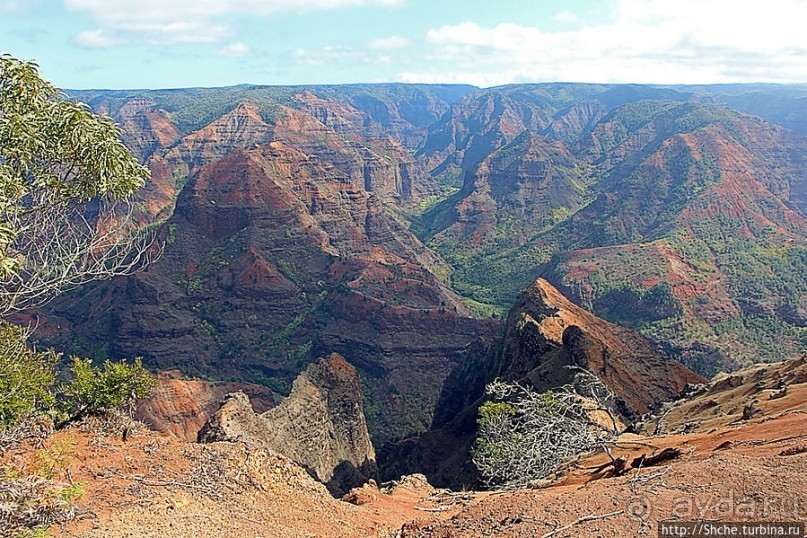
[20,82,803,453]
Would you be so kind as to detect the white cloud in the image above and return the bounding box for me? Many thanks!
[407,0,807,85]
[73,21,230,47]
[217,42,251,57]
[294,46,364,66]
[294,44,399,67]
[63,0,405,46]
[0,0,37,12]
[552,10,579,23]
[367,36,411,50]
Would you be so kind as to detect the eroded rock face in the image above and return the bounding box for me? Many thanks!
[134,371,274,441]
[380,278,703,487]
[113,97,182,162]
[45,100,500,444]
[432,131,588,249]
[500,279,705,417]
[199,353,376,496]
[49,84,805,472]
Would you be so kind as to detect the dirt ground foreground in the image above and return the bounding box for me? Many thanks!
[3,358,805,537]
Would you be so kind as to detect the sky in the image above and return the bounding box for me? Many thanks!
[2,0,807,89]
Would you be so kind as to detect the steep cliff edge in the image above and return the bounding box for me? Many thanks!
[199,353,376,496]
[381,278,702,487]
[498,279,704,416]
[134,371,275,441]
[396,355,807,537]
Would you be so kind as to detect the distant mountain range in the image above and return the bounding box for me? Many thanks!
[28,82,805,445]
[414,84,806,374]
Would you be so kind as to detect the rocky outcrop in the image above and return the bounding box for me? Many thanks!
[498,279,704,416]
[199,354,377,496]
[380,279,703,487]
[134,371,274,441]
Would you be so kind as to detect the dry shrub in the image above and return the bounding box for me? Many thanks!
[0,417,53,456]
[1,440,85,537]
[79,408,148,439]
[0,472,83,536]
[472,369,621,488]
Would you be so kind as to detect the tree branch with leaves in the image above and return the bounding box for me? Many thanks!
[0,53,158,315]
[0,54,159,431]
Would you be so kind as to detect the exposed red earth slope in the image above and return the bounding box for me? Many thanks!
[5,357,802,538]
[134,371,274,442]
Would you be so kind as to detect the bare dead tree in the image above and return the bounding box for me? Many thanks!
[0,196,159,316]
[472,368,622,488]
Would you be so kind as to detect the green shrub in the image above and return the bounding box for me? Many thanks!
[0,323,57,426]
[60,357,155,423]
[0,321,155,430]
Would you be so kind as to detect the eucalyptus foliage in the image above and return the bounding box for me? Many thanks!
[0,54,152,313]
[0,55,156,431]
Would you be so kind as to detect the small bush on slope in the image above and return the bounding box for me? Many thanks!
[0,323,58,428]
[472,370,620,488]
[0,321,156,431]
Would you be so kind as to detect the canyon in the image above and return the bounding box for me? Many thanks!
[32,82,806,455]
[3,81,805,537]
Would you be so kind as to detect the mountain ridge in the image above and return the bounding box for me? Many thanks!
[379,277,703,487]
[33,81,805,453]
